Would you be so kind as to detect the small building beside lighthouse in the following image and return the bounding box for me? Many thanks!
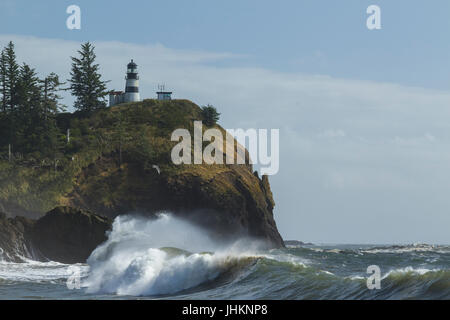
[156,84,172,101]
[109,59,141,106]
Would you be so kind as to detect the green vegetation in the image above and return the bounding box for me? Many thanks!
[0,41,65,161]
[0,99,208,214]
[0,40,283,248]
[201,104,220,126]
[0,41,109,164]
[0,40,230,218]
[68,42,109,113]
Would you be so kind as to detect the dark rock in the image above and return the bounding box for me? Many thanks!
[30,206,111,264]
[67,157,285,248]
[0,100,285,249]
[0,214,35,262]
[284,240,314,246]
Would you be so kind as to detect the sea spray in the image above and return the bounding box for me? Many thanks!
[1,242,450,299]
[83,213,264,296]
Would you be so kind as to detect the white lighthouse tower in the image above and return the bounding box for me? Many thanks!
[124,59,140,103]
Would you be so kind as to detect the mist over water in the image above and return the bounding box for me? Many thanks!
[0,213,449,299]
[83,214,264,296]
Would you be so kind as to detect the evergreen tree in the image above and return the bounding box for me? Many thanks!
[15,66,63,156]
[68,42,109,113]
[40,73,65,156]
[0,42,20,153]
[0,41,64,158]
[201,104,220,126]
[0,49,8,150]
[4,41,19,112]
[15,64,43,152]
[41,73,65,120]
[0,50,7,113]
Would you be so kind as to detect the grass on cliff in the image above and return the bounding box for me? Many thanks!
[0,99,228,215]
[0,99,250,213]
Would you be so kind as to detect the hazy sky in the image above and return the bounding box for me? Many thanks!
[1,0,450,244]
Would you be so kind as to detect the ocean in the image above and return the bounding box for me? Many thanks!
[0,214,449,300]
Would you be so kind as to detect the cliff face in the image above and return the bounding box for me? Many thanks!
[0,212,35,262]
[0,207,111,263]
[30,207,111,264]
[67,157,283,247]
[0,99,284,251]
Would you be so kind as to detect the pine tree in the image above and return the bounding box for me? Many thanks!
[0,49,8,150]
[41,73,65,120]
[0,41,64,158]
[0,42,20,153]
[15,63,42,152]
[4,41,19,112]
[17,64,41,111]
[0,50,7,113]
[68,42,109,113]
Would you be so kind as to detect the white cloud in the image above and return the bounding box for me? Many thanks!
[392,133,437,146]
[318,129,346,139]
[2,34,450,243]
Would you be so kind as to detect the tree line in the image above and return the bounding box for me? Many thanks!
[0,41,109,160]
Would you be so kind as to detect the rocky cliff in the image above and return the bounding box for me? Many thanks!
[0,212,34,262]
[0,99,284,260]
[30,207,111,263]
[0,207,111,263]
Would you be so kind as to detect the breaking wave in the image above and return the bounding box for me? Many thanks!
[1,215,450,299]
[83,214,263,296]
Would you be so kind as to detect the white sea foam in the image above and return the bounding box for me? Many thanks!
[361,244,450,254]
[260,252,309,267]
[83,213,264,296]
[0,260,88,283]
[382,266,440,279]
[348,275,365,280]
[341,267,441,283]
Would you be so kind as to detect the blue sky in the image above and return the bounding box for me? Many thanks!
[2,0,450,244]
[2,0,450,89]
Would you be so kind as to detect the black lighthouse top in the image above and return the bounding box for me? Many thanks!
[126,59,138,80]
[127,59,137,69]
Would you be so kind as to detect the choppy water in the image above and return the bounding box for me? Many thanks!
[0,214,449,300]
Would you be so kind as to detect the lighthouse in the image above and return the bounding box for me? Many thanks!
[124,59,140,103]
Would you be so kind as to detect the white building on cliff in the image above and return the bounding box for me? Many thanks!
[110,60,175,106]
[109,59,141,106]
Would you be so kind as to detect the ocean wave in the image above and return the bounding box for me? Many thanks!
[0,260,87,283]
[83,214,264,296]
[361,244,450,254]
[382,266,441,279]
[80,215,450,299]
[292,243,450,256]
[2,214,450,299]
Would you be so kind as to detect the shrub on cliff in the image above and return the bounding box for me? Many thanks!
[201,104,220,126]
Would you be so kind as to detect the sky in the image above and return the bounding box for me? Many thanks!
[1,0,450,244]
